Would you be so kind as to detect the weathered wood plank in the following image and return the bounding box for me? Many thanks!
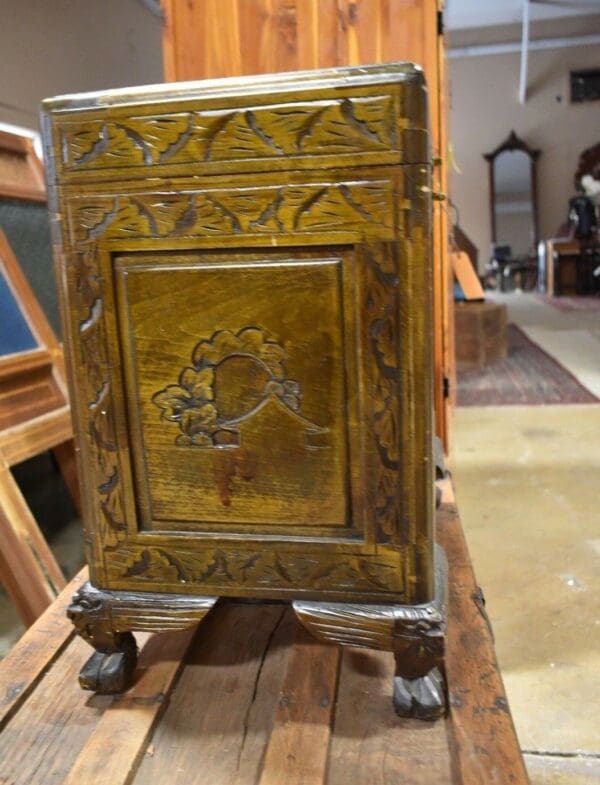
[51,439,81,516]
[0,635,113,785]
[0,488,528,785]
[132,603,292,785]
[0,568,84,730]
[63,628,194,785]
[0,456,68,625]
[259,623,341,785]
[0,406,72,468]
[438,480,531,785]
[327,646,453,785]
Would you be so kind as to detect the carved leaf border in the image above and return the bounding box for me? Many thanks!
[112,545,405,596]
[59,95,395,173]
[68,186,403,592]
[365,245,401,543]
[67,181,394,245]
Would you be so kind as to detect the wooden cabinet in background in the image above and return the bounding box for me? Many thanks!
[161,0,453,448]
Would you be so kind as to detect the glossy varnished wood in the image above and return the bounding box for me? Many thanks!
[42,64,440,704]
[42,65,434,596]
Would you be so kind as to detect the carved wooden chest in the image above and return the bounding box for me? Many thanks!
[42,63,446,718]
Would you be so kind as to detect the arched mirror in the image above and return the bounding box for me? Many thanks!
[484,131,540,259]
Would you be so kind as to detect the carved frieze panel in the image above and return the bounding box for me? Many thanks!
[66,180,394,245]
[58,95,395,174]
[73,247,127,549]
[364,244,401,543]
[107,543,406,598]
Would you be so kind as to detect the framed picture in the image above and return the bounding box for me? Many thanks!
[0,229,66,430]
[0,130,61,336]
[0,129,45,203]
[0,230,76,626]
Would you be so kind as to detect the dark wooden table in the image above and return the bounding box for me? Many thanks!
[0,481,530,785]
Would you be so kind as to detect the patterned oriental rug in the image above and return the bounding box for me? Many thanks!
[457,324,599,406]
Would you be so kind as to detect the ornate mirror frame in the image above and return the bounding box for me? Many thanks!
[484,130,541,249]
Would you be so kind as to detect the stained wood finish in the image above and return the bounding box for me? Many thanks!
[67,581,217,693]
[0,131,46,203]
[293,548,447,719]
[0,228,80,625]
[161,0,453,450]
[42,64,434,598]
[0,454,66,625]
[0,145,81,625]
[62,628,193,785]
[454,301,508,371]
[0,569,85,730]
[0,489,529,784]
[0,230,65,431]
[42,63,443,707]
[258,623,341,785]
[0,405,72,467]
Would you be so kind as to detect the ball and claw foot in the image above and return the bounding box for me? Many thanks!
[67,583,138,694]
[78,632,138,694]
[393,666,446,721]
[67,581,219,694]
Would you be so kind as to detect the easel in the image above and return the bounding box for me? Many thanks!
[0,130,79,625]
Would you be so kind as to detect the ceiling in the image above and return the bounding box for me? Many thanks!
[446,0,600,31]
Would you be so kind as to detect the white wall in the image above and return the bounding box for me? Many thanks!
[0,0,163,131]
[450,41,600,269]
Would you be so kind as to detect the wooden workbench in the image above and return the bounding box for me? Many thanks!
[0,481,530,785]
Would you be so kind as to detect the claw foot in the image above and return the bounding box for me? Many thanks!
[393,666,446,720]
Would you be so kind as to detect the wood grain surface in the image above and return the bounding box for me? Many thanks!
[42,64,435,609]
[160,0,453,450]
[439,483,531,785]
[0,488,530,784]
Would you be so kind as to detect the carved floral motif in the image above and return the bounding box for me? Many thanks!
[152,327,324,448]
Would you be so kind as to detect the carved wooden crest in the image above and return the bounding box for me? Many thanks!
[152,327,327,448]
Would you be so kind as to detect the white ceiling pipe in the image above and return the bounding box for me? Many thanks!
[519,0,531,104]
[449,32,600,58]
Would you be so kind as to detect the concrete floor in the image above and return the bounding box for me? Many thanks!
[450,293,600,784]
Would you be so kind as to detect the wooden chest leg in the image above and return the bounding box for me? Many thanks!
[393,666,445,720]
[67,582,218,693]
[293,547,447,721]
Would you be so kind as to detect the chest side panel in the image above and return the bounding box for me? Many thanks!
[116,249,353,533]
[43,72,433,604]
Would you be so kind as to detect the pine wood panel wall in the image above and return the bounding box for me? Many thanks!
[161,0,452,447]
